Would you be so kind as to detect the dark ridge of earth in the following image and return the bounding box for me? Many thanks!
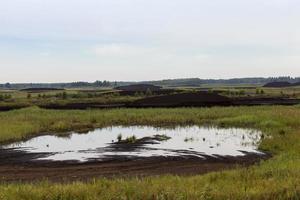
[110,89,182,96]
[292,82,300,86]
[2,92,300,111]
[0,104,29,111]
[38,95,300,110]
[115,84,162,92]
[128,92,300,108]
[263,81,300,88]
[20,88,65,93]
[129,92,232,107]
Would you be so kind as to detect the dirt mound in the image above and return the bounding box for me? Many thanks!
[233,97,300,106]
[130,92,231,107]
[263,82,292,88]
[39,102,124,110]
[118,89,180,96]
[115,84,162,92]
[20,88,64,93]
[291,82,300,86]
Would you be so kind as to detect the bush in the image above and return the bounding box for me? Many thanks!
[62,92,67,99]
[117,134,122,142]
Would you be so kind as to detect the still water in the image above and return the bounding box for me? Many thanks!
[3,126,263,162]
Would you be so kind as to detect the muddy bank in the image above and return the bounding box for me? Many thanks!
[0,129,270,183]
[0,147,270,183]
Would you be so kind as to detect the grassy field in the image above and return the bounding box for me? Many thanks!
[0,106,299,199]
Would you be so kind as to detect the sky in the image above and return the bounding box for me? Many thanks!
[0,0,299,83]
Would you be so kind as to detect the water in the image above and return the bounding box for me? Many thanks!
[2,126,263,162]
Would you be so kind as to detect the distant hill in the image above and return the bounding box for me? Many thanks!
[1,77,300,89]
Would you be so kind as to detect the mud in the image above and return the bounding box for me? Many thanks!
[0,147,270,183]
[20,88,65,93]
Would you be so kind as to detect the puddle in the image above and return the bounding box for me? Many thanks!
[2,126,263,162]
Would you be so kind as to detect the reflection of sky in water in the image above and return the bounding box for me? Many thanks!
[3,126,263,162]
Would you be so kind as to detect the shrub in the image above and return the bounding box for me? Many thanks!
[117,134,122,142]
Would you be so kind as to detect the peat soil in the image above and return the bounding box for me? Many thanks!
[20,88,65,93]
[0,136,270,183]
[39,92,300,110]
[1,92,299,111]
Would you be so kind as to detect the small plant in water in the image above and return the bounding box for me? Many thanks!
[154,134,171,141]
[117,133,122,142]
[184,137,195,142]
[126,135,137,143]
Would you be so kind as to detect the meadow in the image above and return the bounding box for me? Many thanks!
[0,105,299,199]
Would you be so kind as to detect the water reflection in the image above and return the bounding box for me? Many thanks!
[3,126,263,162]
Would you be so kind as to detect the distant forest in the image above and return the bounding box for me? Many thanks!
[1,77,300,89]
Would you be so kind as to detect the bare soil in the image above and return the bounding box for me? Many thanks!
[129,92,300,108]
[115,84,162,92]
[20,88,65,93]
[37,92,300,110]
[0,147,270,183]
[129,92,232,107]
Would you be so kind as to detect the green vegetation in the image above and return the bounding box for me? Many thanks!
[0,89,141,111]
[0,85,299,112]
[184,137,196,142]
[154,134,171,141]
[117,133,122,142]
[125,135,137,143]
[0,106,299,199]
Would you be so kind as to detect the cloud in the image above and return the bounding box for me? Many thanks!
[93,44,150,57]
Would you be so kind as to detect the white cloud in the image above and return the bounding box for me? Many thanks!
[93,44,152,57]
[0,0,300,82]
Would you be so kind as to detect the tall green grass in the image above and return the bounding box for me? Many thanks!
[0,106,300,199]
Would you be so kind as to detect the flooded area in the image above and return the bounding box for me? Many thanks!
[2,126,263,162]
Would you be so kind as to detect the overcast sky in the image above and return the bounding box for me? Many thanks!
[0,0,299,83]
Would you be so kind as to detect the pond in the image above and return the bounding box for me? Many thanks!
[2,126,263,162]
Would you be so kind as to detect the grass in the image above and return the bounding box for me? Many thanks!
[0,89,141,111]
[125,135,137,143]
[1,86,300,111]
[0,106,299,199]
